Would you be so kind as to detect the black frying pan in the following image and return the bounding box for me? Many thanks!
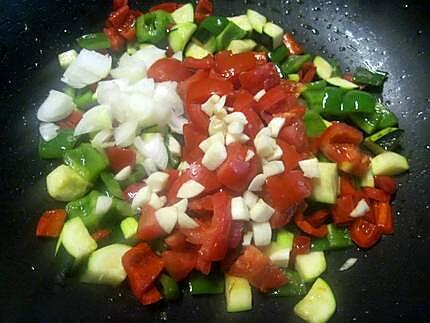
[1,1,429,322]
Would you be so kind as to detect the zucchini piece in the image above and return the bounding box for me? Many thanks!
[171,3,194,24]
[216,22,247,50]
[246,9,267,33]
[313,56,332,80]
[271,269,307,297]
[269,44,290,65]
[58,49,78,69]
[371,151,409,176]
[295,251,326,282]
[168,22,197,52]
[227,39,257,54]
[276,229,294,249]
[225,274,253,313]
[263,22,284,49]
[310,163,339,204]
[263,242,291,267]
[294,278,336,323]
[228,15,253,34]
[47,165,90,202]
[326,76,358,89]
[359,168,375,187]
[288,74,300,81]
[61,217,97,260]
[185,42,212,59]
[81,244,131,286]
[120,217,139,239]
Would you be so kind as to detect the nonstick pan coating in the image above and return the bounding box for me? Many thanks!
[0,1,429,322]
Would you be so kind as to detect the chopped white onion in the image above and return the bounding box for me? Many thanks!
[245,150,255,162]
[224,112,247,124]
[254,130,276,158]
[113,121,137,147]
[131,186,152,210]
[248,174,267,191]
[95,196,113,216]
[154,82,184,116]
[148,192,167,210]
[134,134,168,170]
[173,199,188,214]
[155,206,178,234]
[39,123,60,142]
[202,142,227,171]
[168,114,188,135]
[263,161,285,177]
[91,129,113,148]
[231,197,250,221]
[339,258,358,271]
[37,90,75,122]
[134,45,166,69]
[350,199,370,218]
[62,49,112,88]
[254,89,266,102]
[125,78,155,97]
[167,135,181,156]
[250,199,274,222]
[177,180,205,199]
[74,105,112,136]
[266,144,283,161]
[142,158,158,175]
[178,212,199,229]
[145,171,170,193]
[298,158,320,178]
[114,166,132,181]
[243,191,259,209]
[242,231,253,246]
[252,222,272,246]
[268,117,285,138]
[227,121,245,135]
[110,52,147,83]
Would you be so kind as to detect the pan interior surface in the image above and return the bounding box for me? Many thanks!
[0,1,429,322]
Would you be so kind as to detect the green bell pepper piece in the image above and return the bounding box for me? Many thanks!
[311,237,331,251]
[189,272,224,295]
[367,127,400,143]
[281,54,312,75]
[311,224,353,251]
[63,143,108,182]
[353,67,388,87]
[74,90,96,109]
[216,22,247,50]
[100,172,123,199]
[321,86,344,115]
[269,44,289,65]
[364,128,404,153]
[303,110,327,137]
[76,33,111,50]
[270,269,307,297]
[349,112,380,134]
[159,274,180,300]
[39,129,77,159]
[341,90,376,114]
[374,102,398,129]
[305,80,327,91]
[195,16,230,42]
[136,10,172,45]
[301,89,325,112]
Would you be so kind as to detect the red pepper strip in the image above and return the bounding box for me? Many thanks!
[117,14,137,41]
[331,195,357,226]
[149,2,182,13]
[113,0,128,10]
[104,27,125,51]
[253,51,268,64]
[294,213,328,238]
[36,209,67,238]
[183,56,215,70]
[91,229,111,242]
[122,243,164,305]
[374,175,397,194]
[107,5,130,28]
[362,187,391,202]
[283,32,304,55]
[57,111,83,129]
[306,209,330,228]
[257,85,288,111]
[349,218,382,249]
[290,235,311,266]
[373,201,394,235]
[299,62,317,83]
[164,231,188,250]
[162,249,197,281]
[195,0,213,23]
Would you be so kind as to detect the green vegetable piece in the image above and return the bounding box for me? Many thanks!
[227,39,257,54]
[189,272,224,295]
[313,56,333,80]
[47,165,90,202]
[349,111,380,134]
[185,42,211,59]
[39,129,77,159]
[295,251,326,282]
[246,9,267,34]
[100,172,123,199]
[303,110,327,137]
[311,163,339,204]
[328,59,341,77]
[228,15,253,34]
[269,44,290,65]
[119,164,146,188]
[367,127,400,143]
[305,80,327,91]
[216,22,247,50]
[63,86,76,99]
[353,67,388,87]
[321,87,344,115]
[159,274,180,300]
[58,50,78,69]
[281,54,312,75]
[136,10,172,45]
[61,217,97,260]
[64,143,108,182]
[120,217,139,240]
[301,89,325,112]
[171,3,194,24]
[311,238,331,252]
[168,22,197,52]
[375,102,398,129]
[362,140,385,155]
[287,74,300,82]
[194,16,229,43]
[342,90,376,114]
[74,90,96,109]
[276,229,294,249]
[270,269,307,297]
[225,274,252,312]
[262,22,284,49]
[76,33,111,50]
[326,76,358,89]
[371,151,409,176]
[327,224,353,249]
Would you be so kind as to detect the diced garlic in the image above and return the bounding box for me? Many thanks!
[155,206,178,233]
[242,230,253,246]
[350,199,370,218]
[268,117,285,138]
[243,191,259,208]
[114,166,132,181]
[248,174,267,191]
[202,142,227,170]
[131,186,152,210]
[231,196,250,221]
[145,171,169,193]
[199,132,225,152]
[298,158,320,178]
[252,222,272,246]
[177,180,205,199]
[263,161,285,177]
[245,149,255,162]
[249,199,275,222]
[254,89,266,102]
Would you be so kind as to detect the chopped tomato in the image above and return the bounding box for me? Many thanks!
[182,123,206,163]
[263,170,312,211]
[232,90,256,110]
[185,103,209,132]
[107,5,130,28]
[164,231,188,250]
[147,58,192,82]
[278,117,308,153]
[239,63,281,95]
[320,123,370,176]
[331,195,357,226]
[162,169,179,196]
[178,69,209,102]
[186,76,233,104]
[340,176,361,197]
[270,205,297,229]
[362,187,390,202]
[195,0,213,23]
[136,205,166,241]
[228,245,288,292]
[113,0,128,10]
[117,13,137,41]
[228,221,246,249]
[183,56,215,70]
[215,51,257,83]
[180,217,211,245]
[36,209,67,238]
[167,161,222,203]
[140,285,162,305]
[105,146,136,173]
[283,32,303,55]
[199,192,232,261]
[195,252,212,274]
[373,201,394,235]
[57,111,83,129]
[188,195,213,216]
[277,139,302,170]
[91,229,111,241]
[299,62,316,83]
[253,51,268,64]
[149,2,182,12]
[123,182,145,201]
[162,249,196,281]
[104,27,125,51]
[374,176,397,194]
[256,85,288,112]
[122,243,164,304]
[290,235,311,265]
[306,209,330,228]
[294,213,328,238]
[232,92,264,138]
[349,218,382,248]
[216,143,260,193]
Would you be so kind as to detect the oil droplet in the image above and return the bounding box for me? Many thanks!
[285,9,290,15]
[417,30,423,35]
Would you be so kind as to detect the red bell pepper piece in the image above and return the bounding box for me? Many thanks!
[162,249,197,281]
[36,209,67,238]
[290,235,311,265]
[374,175,397,194]
[349,218,382,248]
[183,56,215,70]
[149,2,182,13]
[91,229,111,242]
[282,32,304,55]
[373,201,394,235]
[294,213,328,238]
[195,0,213,23]
[57,111,83,129]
